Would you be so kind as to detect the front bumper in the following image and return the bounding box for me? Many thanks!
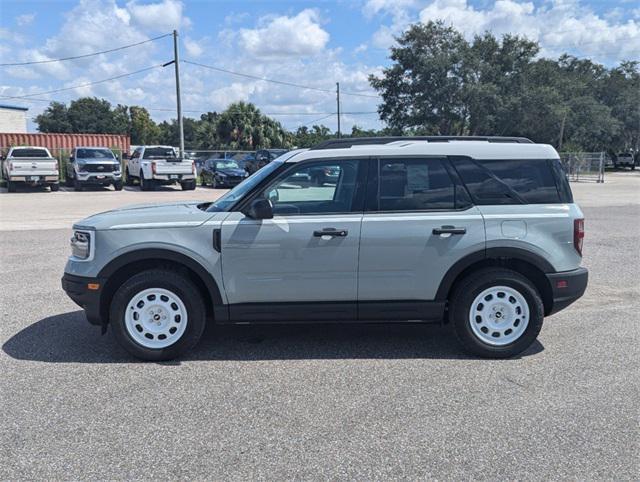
[61,273,105,325]
[546,267,588,315]
[76,172,121,184]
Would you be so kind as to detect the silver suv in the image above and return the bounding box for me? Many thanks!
[62,137,588,361]
[65,147,123,191]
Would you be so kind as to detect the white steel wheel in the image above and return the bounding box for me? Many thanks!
[124,288,188,349]
[468,285,530,346]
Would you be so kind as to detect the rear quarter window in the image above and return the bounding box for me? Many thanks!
[452,157,563,204]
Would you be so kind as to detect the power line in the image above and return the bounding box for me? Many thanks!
[182,59,380,99]
[0,33,172,67]
[0,65,163,100]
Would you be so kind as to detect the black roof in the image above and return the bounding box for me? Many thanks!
[310,136,533,150]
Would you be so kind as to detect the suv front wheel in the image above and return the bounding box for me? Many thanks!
[450,268,544,358]
[110,269,206,360]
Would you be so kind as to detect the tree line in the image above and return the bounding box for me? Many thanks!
[35,21,639,154]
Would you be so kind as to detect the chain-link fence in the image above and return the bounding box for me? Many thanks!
[559,152,606,183]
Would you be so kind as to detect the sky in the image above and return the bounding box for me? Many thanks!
[0,0,639,135]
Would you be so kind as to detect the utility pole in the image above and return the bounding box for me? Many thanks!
[173,29,184,157]
[558,109,567,151]
[336,82,341,138]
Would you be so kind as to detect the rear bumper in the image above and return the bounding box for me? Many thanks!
[61,273,104,326]
[9,175,58,183]
[152,174,195,182]
[546,267,588,315]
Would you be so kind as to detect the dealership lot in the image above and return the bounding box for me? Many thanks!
[1,173,638,479]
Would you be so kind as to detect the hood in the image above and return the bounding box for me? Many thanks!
[73,201,220,231]
[216,168,246,176]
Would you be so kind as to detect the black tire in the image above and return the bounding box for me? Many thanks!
[113,180,123,191]
[7,180,16,193]
[140,171,154,191]
[65,171,73,186]
[50,182,60,192]
[125,168,134,186]
[74,178,83,191]
[181,179,196,191]
[110,269,207,361]
[449,268,544,358]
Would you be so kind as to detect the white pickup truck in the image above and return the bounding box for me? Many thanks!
[125,145,196,191]
[1,146,60,192]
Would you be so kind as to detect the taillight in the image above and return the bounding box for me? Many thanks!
[151,162,157,175]
[192,161,196,174]
[574,218,584,255]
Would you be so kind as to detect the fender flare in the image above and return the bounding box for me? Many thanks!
[98,248,223,306]
[435,247,555,301]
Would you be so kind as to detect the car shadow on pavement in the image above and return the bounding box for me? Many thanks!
[3,310,544,363]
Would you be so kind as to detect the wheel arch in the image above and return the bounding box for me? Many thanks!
[97,248,225,325]
[436,247,555,316]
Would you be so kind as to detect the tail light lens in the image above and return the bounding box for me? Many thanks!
[151,162,157,175]
[574,218,584,255]
[192,161,196,174]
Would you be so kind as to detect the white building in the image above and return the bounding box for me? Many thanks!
[0,104,28,133]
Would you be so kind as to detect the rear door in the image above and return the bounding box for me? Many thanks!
[358,157,486,318]
[220,157,367,321]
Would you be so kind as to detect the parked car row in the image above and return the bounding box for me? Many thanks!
[2,145,293,192]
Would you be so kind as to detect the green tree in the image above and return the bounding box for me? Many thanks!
[129,106,160,144]
[35,102,72,133]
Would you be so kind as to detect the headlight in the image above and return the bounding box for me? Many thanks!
[70,231,91,259]
[76,160,87,172]
[216,172,227,177]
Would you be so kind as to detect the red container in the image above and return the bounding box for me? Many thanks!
[0,132,130,153]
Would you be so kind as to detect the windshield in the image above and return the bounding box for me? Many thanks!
[215,160,240,169]
[11,148,49,158]
[206,160,283,212]
[77,148,115,159]
[143,147,177,159]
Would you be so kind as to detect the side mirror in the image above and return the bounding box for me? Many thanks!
[243,198,273,220]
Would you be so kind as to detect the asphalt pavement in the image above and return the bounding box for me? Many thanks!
[1,173,638,480]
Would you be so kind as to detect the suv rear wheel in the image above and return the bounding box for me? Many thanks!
[450,268,544,358]
[110,269,206,361]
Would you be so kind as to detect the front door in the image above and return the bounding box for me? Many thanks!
[358,157,486,319]
[221,157,366,321]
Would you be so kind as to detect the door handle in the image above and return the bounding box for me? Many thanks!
[432,226,466,235]
[313,228,348,237]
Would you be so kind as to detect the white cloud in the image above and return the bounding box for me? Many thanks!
[183,37,203,57]
[16,13,36,26]
[354,43,368,54]
[417,0,640,61]
[126,0,190,32]
[239,9,330,58]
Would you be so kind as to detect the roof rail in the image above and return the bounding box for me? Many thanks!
[309,136,534,150]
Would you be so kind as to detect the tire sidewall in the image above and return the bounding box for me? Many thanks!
[452,270,544,358]
[110,271,206,361]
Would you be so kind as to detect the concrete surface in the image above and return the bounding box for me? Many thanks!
[1,172,638,480]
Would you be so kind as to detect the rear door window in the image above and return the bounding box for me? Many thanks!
[374,158,456,211]
[452,157,562,204]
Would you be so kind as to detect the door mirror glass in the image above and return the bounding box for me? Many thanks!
[244,198,274,220]
[267,188,279,202]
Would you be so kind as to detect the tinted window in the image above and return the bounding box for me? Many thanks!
[11,148,49,158]
[143,147,176,159]
[76,149,114,159]
[259,159,362,215]
[453,158,561,204]
[376,158,455,211]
